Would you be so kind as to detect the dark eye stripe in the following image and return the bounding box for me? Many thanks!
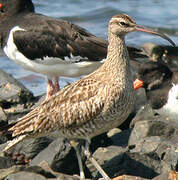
[119,22,129,27]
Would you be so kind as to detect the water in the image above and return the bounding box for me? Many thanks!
[1,0,178,96]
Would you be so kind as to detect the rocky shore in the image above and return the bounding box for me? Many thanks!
[0,44,177,180]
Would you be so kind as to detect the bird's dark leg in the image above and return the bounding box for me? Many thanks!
[70,140,85,180]
[84,140,110,180]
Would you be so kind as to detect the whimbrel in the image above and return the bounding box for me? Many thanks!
[0,0,143,100]
[3,14,175,179]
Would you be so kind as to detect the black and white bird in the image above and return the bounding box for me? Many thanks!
[0,0,108,99]
[136,61,178,120]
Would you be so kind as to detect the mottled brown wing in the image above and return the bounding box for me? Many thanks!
[10,77,106,137]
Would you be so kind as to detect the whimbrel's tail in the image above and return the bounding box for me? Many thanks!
[3,135,28,153]
[2,108,40,153]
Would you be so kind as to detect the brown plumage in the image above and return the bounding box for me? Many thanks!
[3,14,175,180]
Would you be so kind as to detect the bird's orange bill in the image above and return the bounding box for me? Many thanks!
[135,25,176,47]
[133,78,143,90]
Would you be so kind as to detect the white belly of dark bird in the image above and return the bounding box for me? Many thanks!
[4,27,104,78]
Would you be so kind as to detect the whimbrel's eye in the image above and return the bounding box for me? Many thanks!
[119,22,129,27]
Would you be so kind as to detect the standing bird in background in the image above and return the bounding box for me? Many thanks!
[0,0,144,99]
[0,0,106,99]
[135,61,178,120]
[3,14,175,180]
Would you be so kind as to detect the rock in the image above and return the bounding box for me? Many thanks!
[0,107,9,144]
[130,104,156,128]
[133,88,147,112]
[128,118,178,176]
[0,70,34,108]
[11,137,53,161]
[158,140,178,173]
[30,133,112,178]
[39,161,88,180]
[90,132,113,152]
[0,163,83,180]
[107,128,122,138]
[129,118,178,144]
[0,165,25,179]
[88,116,178,179]
[0,142,8,153]
[112,174,149,180]
[152,171,178,180]
[6,171,47,180]
[30,138,70,167]
[95,152,159,179]
[87,145,126,178]
[0,156,15,169]
[0,106,7,122]
[109,128,132,146]
[30,138,90,177]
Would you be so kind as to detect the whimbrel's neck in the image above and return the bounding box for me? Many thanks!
[102,32,132,84]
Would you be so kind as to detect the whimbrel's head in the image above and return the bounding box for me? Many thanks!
[109,14,175,47]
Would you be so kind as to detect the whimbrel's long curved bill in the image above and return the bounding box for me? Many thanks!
[135,25,176,47]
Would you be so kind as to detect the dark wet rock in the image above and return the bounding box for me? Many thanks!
[95,151,159,179]
[30,138,72,168]
[0,165,25,179]
[0,133,9,145]
[87,145,126,178]
[0,107,9,144]
[0,142,8,153]
[0,70,34,109]
[89,116,178,179]
[0,163,83,180]
[29,138,89,177]
[0,106,7,122]
[0,156,15,169]
[9,137,53,161]
[128,118,178,174]
[30,133,112,178]
[108,128,132,146]
[129,118,178,144]
[39,161,88,180]
[90,132,113,152]
[134,88,147,112]
[5,108,32,125]
[130,104,157,128]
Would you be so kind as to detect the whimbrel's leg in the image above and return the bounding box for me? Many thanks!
[84,140,110,180]
[70,140,85,180]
